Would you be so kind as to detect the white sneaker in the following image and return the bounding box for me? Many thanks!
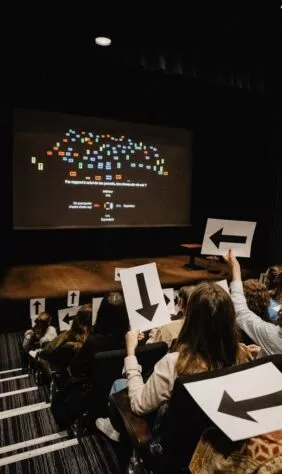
[95,417,120,442]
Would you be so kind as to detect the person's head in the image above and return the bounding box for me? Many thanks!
[175,282,239,375]
[243,279,270,322]
[94,292,129,342]
[173,286,195,320]
[179,286,195,312]
[264,266,282,301]
[68,304,92,347]
[33,312,51,339]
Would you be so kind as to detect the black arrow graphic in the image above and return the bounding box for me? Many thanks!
[136,273,159,321]
[70,292,76,305]
[33,301,41,315]
[164,294,170,306]
[210,228,247,249]
[63,313,75,326]
[218,389,282,422]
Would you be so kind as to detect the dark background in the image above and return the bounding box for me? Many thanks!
[3,6,281,268]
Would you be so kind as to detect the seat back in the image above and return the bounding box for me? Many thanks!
[91,342,168,417]
[157,354,282,474]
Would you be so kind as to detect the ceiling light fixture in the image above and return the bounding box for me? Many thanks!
[95,37,112,47]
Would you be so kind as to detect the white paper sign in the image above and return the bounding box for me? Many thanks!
[201,218,257,257]
[58,306,81,331]
[30,298,46,326]
[184,362,282,441]
[67,290,80,307]
[115,268,123,281]
[119,263,171,332]
[215,280,230,295]
[163,288,175,314]
[92,297,103,325]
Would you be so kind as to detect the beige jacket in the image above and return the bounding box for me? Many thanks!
[146,319,184,348]
[124,344,252,416]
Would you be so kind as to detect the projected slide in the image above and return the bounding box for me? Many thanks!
[13,109,193,229]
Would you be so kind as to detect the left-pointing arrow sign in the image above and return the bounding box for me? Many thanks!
[210,228,247,249]
[63,313,75,326]
[218,389,282,422]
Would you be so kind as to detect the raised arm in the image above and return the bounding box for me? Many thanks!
[225,250,280,355]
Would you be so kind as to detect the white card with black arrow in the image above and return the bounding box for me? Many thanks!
[67,290,80,307]
[92,297,103,325]
[30,298,46,326]
[201,218,257,257]
[58,306,81,331]
[119,262,171,332]
[115,268,123,281]
[184,362,282,441]
[163,288,175,315]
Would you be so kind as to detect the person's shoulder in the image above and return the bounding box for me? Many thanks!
[158,352,179,368]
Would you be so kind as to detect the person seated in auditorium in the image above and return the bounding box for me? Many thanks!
[225,249,282,357]
[35,305,92,373]
[96,281,252,440]
[238,278,272,354]
[23,311,57,353]
[70,292,130,378]
[146,285,195,348]
[264,265,282,320]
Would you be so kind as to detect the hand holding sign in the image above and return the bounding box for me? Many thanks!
[223,249,241,281]
[126,330,140,356]
[119,263,170,332]
[201,219,256,257]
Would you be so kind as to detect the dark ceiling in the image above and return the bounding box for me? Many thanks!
[9,5,280,93]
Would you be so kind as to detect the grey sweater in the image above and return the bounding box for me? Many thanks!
[230,280,282,357]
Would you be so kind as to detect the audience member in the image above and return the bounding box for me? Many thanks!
[23,312,56,353]
[146,285,195,348]
[243,279,271,322]
[264,266,282,320]
[36,305,92,370]
[70,292,129,378]
[226,250,282,357]
[96,281,252,440]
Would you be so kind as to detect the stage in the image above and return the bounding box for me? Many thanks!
[0,255,249,333]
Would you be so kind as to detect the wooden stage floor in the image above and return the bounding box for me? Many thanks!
[0,255,234,300]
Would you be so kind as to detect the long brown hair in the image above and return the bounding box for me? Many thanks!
[175,282,239,375]
[66,304,92,349]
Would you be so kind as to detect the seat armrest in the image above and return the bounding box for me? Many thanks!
[38,358,54,378]
[109,390,152,447]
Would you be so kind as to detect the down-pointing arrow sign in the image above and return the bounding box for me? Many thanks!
[136,273,159,321]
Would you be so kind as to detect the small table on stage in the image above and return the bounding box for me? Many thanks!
[180,244,202,269]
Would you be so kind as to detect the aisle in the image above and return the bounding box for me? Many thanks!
[0,333,120,473]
